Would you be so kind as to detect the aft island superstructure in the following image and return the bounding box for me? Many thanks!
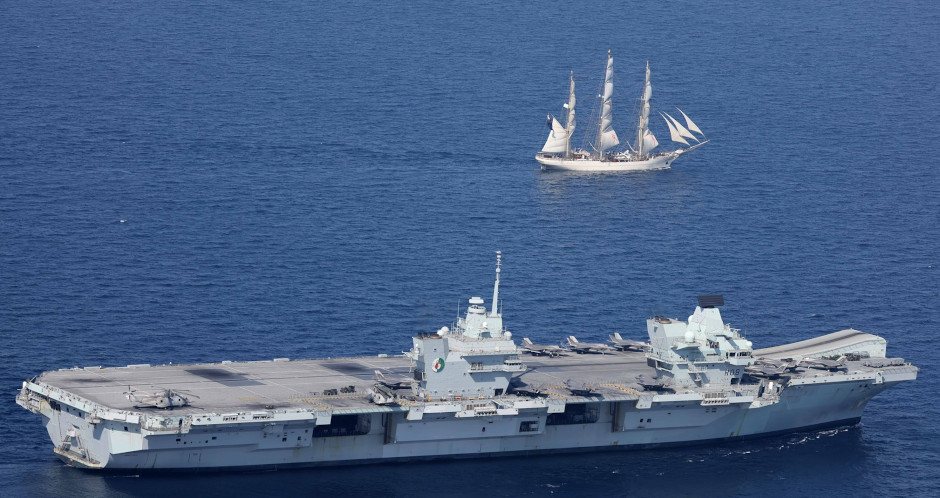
[17,254,917,471]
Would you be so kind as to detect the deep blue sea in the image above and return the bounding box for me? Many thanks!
[2,1,939,496]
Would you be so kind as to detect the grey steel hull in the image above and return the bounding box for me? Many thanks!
[30,376,902,471]
[60,418,864,473]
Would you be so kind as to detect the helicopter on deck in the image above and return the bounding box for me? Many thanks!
[124,387,199,409]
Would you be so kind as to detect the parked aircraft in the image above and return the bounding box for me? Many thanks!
[799,356,847,371]
[521,338,565,357]
[634,374,674,393]
[566,336,614,354]
[745,358,799,378]
[124,387,198,409]
[608,332,649,351]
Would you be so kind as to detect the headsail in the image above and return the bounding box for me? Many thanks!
[662,112,697,143]
[661,112,690,146]
[596,50,619,154]
[676,107,703,137]
[635,61,653,156]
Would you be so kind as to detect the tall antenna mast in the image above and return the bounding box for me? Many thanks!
[490,251,502,316]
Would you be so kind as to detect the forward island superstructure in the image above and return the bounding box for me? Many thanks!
[17,254,917,471]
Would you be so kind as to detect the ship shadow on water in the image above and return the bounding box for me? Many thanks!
[37,426,871,498]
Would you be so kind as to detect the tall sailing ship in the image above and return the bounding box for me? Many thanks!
[536,51,708,172]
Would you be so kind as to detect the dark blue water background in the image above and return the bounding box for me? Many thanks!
[2,1,938,496]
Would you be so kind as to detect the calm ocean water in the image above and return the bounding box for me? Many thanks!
[2,1,938,496]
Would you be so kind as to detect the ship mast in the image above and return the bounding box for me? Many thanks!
[565,71,576,157]
[636,61,652,157]
[490,251,501,316]
[595,50,618,156]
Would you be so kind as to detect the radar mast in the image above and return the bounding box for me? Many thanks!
[490,251,501,317]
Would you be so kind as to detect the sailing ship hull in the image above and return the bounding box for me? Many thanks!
[536,152,679,172]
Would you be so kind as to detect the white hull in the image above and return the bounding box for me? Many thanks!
[536,141,706,172]
[537,152,679,172]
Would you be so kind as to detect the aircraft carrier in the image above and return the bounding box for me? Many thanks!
[17,253,918,471]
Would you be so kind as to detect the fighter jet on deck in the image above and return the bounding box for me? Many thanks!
[566,336,614,354]
[608,333,650,352]
[799,356,847,371]
[745,358,799,378]
[635,374,674,393]
[521,338,564,357]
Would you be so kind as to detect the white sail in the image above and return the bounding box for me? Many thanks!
[566,72,576,134]
[541,116,570,153]
[642,130,658,152]
[636,62,652,156]
[596,51,618,154]
[661,112,690,146]
[598,129,620,151]
[541,72,578,155]
[663,112,697,142]
[676,107,703,137]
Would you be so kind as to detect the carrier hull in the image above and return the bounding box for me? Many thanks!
[19,346,916,471]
